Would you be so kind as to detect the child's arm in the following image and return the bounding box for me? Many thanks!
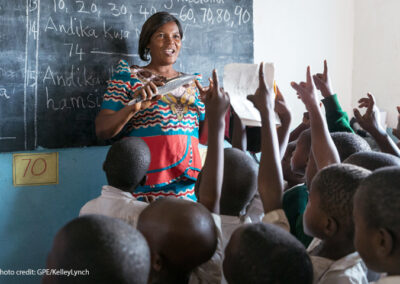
[231,110,247,151]
[354,94,400,157]
[291,66,340,169]
[247,63,283,213]
[275,86,292,158]
[288,112,310,142]
[313,60,354,133]
[195,71,230,213]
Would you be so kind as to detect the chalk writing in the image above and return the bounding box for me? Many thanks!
[0,88,10,99]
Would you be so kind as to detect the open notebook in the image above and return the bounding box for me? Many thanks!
[224,63,276,127]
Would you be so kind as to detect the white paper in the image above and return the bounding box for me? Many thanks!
[224,63,275,127]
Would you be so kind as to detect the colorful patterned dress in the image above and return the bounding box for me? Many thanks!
[101,60,205,201]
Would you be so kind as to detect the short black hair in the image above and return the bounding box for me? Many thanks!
[331,132,371,161]
[312,164,371,240]
[45,215,150,284]
[137,198,217,273]
[138,12,183,61]
[355,166,400,233]
[224,223,313,284]
[220,148,258,216]
[344,151,400,171]
[103,137,150,192]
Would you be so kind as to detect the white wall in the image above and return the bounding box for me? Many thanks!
[253,0,355,126]
[352,0,400,128]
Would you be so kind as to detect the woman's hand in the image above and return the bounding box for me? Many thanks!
[133,81,164,109]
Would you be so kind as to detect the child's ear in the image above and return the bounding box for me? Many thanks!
[377,228,394,257]
[140,175,147,186]
[324,217,338,237]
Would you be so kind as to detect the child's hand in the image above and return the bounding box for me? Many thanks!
[393,106,400,140]
[199,69,230,123]
[312,60,333,98]
[247,62,274,113]
[291,66,319,110]
[195,77,213,103]
[353,93,384,135]
[274,86,291,123]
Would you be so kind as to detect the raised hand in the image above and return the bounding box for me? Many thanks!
[393,106,400,140]
[274,85,291,123]
[201,69,230,123]
[247,62,274,113]
[353,93,384,135]
[195,77,213,102]
[312,60,333,98]
[291,66,318,110]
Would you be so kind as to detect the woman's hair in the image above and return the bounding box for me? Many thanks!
[138,12,183,61]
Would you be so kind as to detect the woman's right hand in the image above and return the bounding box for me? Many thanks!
[132,81,164,110]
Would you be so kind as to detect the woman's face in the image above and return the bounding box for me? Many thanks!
[147,21,182,66]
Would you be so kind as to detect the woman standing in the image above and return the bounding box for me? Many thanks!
[95,12,207,201]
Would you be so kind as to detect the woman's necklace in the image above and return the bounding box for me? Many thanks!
[144,67,180,80]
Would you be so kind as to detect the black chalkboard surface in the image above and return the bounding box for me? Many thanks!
[0,0,253,152]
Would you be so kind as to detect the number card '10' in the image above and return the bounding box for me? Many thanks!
[13,153,59,186]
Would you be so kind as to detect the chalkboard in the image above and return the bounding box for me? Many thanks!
[0,0,253,152]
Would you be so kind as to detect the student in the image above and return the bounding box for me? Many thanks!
[43,215,150,284]
[223,63,313,284]
[344,151,400,171]
[353,167,400,283]
[137,69,230,284]
[282,141,306,190]
[304,164,370,283]
[292,66,370,283]
[219,147,258,248]
[223,223,313,284]
[353,93,400,157]
[79,136,150,227]
[137,198,220,284]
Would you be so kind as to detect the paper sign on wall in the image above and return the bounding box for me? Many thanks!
[13,153,59,186]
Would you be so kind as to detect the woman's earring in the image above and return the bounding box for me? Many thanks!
[145,48,150,60]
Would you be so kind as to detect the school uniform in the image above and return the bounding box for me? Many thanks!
[79,185,148,227]
[220,214,252,250]
[307,238,368,284]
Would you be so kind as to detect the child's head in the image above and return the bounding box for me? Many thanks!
[330,132,371,161]
[305,132,371,186]
[223,223,313,284]
[103,137,151,192]
[137,198,218,283]
[44,215,150,284]
[291,129,311,176]
[220,148,258,216]
[344,151,400,171]
[304,164,370,241]
[353,167,400,275]
[283,141,306,187]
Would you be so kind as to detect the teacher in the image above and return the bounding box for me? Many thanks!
[95,12,207,201]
